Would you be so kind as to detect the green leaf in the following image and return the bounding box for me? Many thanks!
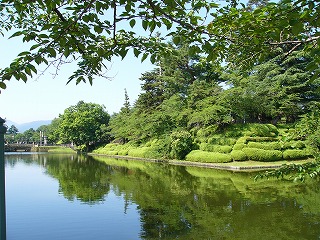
[20,72,27,82]
[9,31,23,39]
[173,36,181,45]
[129,19,136,28]
[141,53,148,62]
[18,51,31,56]
[119,49,128,59]
[142,20,148,30]
[30,44,41,51]
[133,48,141,57]
[64,48,70,58]
[47,48,56,57]
[25,67,32,76]
[292,22,304,35]
[0,82,6,89]
[94,25,103,34]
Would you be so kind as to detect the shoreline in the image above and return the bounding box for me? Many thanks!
[88,153,312,171]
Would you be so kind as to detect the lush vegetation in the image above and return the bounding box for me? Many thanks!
[1,0,320,88]
[2,0,320,179]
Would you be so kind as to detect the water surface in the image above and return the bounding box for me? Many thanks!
[5,153,320,239]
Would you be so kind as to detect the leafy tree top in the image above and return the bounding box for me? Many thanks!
[0,0,319,90]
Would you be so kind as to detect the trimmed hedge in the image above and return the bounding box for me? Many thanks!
[200,144,232,153]
[250,124,278,137]
[186,150,232,163]
[127,147,150,158]
[247,142,282,150]
[117,150,128,156]
[233,143,246,150]
[242,148,283,162]
[246,137,278,142]
[282,149,309,160]
[283,141,306,150]
[230,150,247,161]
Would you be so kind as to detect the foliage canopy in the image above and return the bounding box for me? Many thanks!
[1,0,320,89]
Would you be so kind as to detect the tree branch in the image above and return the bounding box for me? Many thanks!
[269,36,320,45]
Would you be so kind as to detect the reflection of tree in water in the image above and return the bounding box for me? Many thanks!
[44,154,111,204]
[5,154,320,238]
[93,156,320,239]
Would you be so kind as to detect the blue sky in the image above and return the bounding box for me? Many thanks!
[0,35,154,124]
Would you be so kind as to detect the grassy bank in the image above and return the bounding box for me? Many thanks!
[92,123,316,168]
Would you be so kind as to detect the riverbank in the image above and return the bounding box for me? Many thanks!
[89,153,312,171]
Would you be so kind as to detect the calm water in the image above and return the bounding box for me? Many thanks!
[4,153,320,240]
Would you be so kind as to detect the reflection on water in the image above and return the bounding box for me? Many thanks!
[5,153,320,239]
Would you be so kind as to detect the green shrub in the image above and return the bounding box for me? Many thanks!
[117,150,128,156]
[250,124,278,137]
[233,143,246,150]
[282,150,309,160]
[236,137,249,144]
[242,148,283,162]
[170,130,193,160]
[185,150,232,163]
[283,141,306,150]
[107,150,118,155]
[231,150,247,161]
[219,145,233,153]
[128,147,150,158]
[247,137,278,142]
[247,142,282,150]
[199,144,232,153]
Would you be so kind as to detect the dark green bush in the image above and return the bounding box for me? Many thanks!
[247,142,282,150]
[231,150,247,161]
[242,148,283,162]
[282,150,309,160]
[186,150,232,163]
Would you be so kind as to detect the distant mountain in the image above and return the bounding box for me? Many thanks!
[4,120,52,133]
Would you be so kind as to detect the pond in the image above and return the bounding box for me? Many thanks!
[5,153,320,239]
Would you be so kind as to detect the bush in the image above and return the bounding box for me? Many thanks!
[185,150,232,163]
[250,124,278,137]
[282,141,306,150]
[247,137,277,142]
[247,142,282,150]
[282,150,309,160]
[236,137,249,144]
[233,143,246,150]
[117,150,128,156]
[170,130,193,160]
[208,137,237,145]
[242,148,283,162]
[200,144,232,153]
[149,137,172,159]
[127,147,150,158]
[231,150,247,161]
[219,145,233,153]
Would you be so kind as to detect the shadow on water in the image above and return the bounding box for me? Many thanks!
[5,153,320,239]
